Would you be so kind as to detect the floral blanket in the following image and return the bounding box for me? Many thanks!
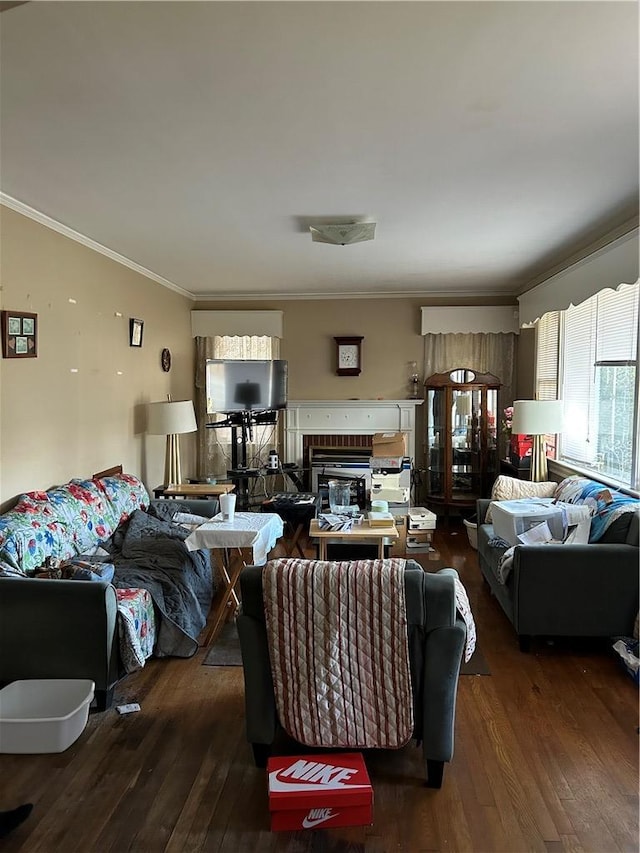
[116,588,156,673]
[0,472,148,576]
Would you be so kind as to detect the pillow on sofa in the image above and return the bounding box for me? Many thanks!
[486,476,556,522]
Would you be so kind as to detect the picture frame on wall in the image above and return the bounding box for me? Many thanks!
[1,310,38,359]
[129,318,144,347]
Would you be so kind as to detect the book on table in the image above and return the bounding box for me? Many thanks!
[367,511,395,528]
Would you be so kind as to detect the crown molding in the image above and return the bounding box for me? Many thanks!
[518,214,639,297]
[0,193,195,301]
[193,288,518,302]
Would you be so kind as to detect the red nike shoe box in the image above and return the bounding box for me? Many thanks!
[267,752,373,832]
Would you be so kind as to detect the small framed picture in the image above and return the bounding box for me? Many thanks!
[129,318,144,347]
[1,310,38,358]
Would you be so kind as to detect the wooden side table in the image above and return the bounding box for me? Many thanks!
[154,483,235,499]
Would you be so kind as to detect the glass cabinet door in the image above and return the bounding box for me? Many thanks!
[451,388,481,501]
[425,388,445,498]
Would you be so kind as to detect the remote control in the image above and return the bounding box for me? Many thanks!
[116,703,141,714]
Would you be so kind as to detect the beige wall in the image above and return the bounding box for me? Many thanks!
[194,296,524,402]
[0,207,196,507]
[1,207,531,505]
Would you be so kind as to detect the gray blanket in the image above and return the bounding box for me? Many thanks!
[109,510,213,658]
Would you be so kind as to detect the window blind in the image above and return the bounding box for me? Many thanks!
[561,284,638,468]
[595,284,638,362]
[562,301,597,464]
[535,312,560,401]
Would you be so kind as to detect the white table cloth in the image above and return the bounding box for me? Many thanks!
[185,512,284,565]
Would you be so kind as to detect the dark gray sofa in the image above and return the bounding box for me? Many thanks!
[476,496,639,651]
[237,561,467,788]
[0,498,218,710]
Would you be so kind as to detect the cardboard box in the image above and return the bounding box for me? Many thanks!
[389,514,407,556]
[371,432,406,459]
[268,752,373,832]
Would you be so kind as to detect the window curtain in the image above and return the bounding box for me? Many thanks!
[423,332,517,409]
[194,335,280,479]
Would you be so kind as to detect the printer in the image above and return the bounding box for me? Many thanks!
[408,507,437,531]
[369,456,411,507]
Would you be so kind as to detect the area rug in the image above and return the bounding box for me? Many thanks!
[202,622,243,666]
[203,622,491,675]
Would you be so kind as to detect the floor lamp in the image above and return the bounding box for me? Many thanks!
[147,399,197,486]
[511,400,564,482]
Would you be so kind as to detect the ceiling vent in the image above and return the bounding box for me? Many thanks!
[309,222,376,245]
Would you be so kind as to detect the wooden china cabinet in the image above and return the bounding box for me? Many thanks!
[423,369,500,516]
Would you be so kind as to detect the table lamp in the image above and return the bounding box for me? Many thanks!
[147,399,197,486]
[510,400,564,482]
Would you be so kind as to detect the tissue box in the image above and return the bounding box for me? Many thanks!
[490,498,566,546]
[268,752,373,831]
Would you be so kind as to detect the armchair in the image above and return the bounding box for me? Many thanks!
[237,559,467,788]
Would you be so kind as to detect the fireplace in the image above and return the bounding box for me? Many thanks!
[284,400,423,468]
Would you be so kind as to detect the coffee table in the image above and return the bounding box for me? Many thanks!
[309,519,398,561]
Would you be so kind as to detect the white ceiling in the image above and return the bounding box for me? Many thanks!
[1,1,638,301]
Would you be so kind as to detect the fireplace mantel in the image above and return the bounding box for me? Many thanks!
[284,399,423,464]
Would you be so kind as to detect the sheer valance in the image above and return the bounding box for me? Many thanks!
[191,310,283,339]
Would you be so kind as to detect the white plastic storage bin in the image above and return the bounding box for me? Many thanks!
[463,518,478,550]
[0,679,95,754]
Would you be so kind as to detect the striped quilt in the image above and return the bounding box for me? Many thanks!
[262,557,414,749]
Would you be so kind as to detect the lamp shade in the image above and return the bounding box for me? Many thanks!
[510,400,564,435]
[454,393,472,417]
[147,400,197,435]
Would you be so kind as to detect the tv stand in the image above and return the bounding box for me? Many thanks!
[207,410,279,508]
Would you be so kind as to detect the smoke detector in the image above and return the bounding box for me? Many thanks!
[309,222,376,245]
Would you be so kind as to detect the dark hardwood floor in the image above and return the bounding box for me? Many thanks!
[1,521,638,852]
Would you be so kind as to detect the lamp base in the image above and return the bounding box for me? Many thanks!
[530,435,548,482]
[165,434,183,486]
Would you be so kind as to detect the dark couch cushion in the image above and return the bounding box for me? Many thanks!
[598,512,634,544]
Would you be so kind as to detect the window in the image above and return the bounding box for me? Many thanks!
[536,283,639,490]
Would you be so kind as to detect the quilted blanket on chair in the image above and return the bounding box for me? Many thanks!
[263,557,414,750]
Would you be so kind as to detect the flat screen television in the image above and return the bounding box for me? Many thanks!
[206,359,288,414]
